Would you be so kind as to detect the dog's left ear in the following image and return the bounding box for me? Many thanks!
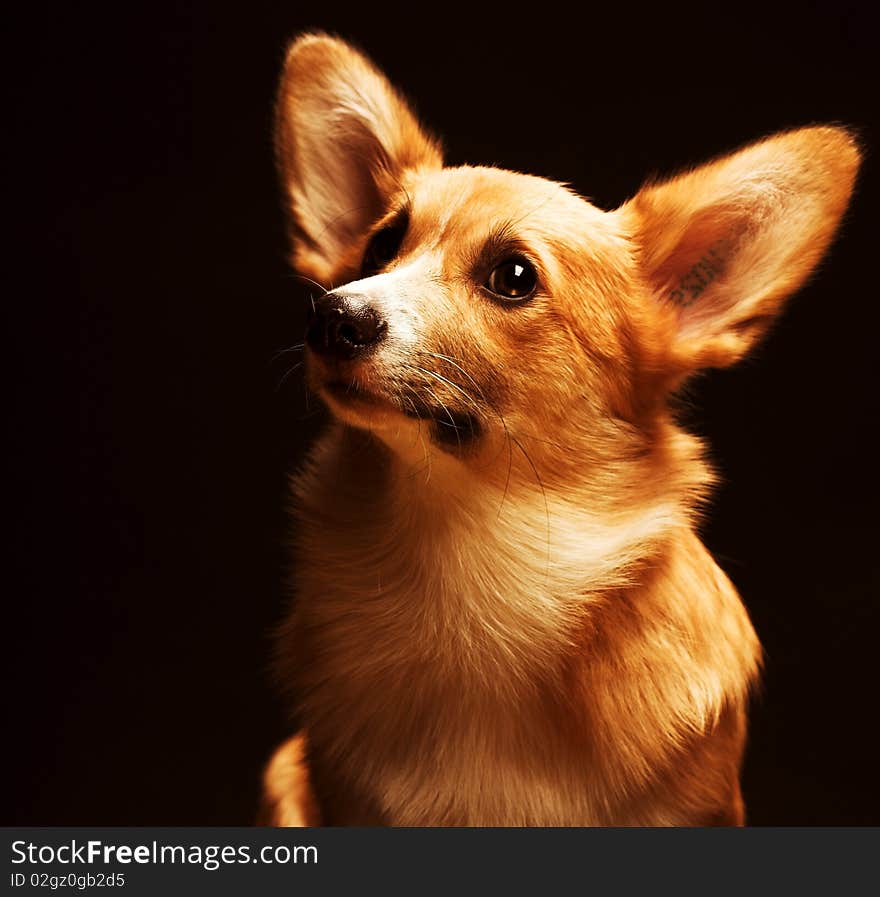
[621,126,860,374]
[275,33,442,283]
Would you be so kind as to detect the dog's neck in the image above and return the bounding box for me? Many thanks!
[296,421,709,689]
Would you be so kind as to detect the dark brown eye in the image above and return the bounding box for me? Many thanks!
[362,216,408,276]
[486,256,537,301]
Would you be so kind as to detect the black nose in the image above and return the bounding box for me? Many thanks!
[305,293,387,360]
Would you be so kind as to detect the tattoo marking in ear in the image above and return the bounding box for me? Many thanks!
[669,237,734,307]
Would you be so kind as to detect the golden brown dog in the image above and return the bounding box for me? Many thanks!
[261,33,859,826]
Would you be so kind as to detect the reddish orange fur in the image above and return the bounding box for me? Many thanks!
[261,34,860,826]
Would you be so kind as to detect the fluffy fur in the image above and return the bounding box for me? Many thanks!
[262,33,860,826]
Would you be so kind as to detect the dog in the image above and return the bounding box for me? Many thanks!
[260,32,859,826]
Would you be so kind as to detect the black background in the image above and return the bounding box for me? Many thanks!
[8,2,878,824]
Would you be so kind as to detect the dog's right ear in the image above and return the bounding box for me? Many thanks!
[275,34,442,283]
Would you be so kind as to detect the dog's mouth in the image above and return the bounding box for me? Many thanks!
[402,401,482,448]
[323,379,386,407]
[321,378,482,450]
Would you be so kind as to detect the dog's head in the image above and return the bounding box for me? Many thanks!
[276,34,859,488]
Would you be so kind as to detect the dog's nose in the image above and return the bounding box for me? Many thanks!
[305,292,387,359]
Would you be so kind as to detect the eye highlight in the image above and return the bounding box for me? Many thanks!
[485,256,538,302]
[362,214,408,276]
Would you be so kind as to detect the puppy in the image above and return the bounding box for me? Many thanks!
[261,33,859,826]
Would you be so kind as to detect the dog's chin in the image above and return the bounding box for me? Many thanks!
[319,380,405,431]
[318,377,484,454]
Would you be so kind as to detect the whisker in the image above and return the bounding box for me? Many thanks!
[267,343,305,366]
[314,203,372,247]
[511,430,568,451]
[275,361,304,392]
[290,273,331,295]
[503,189,560,234]
[408,365,479,411]
[511,434,552,581]
[408,354,554,523]
[400,381,432,483]
[383,168,413,213]
[421,384,463,452]
[425,352,486,397]
[421,352,517,509]
[500,424,514,520]
[423,352,517,502]
[426,351,566,450]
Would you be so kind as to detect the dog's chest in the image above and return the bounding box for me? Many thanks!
[292,472,611,824]
[299,595,602,826]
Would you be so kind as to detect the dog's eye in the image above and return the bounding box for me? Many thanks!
[486,256,538,301]
[362,217,407,276]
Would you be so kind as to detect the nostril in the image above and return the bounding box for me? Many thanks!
[337,322,363,345]
[305,293,386,358]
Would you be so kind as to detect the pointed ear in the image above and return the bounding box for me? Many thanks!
[274,33,442,283]
[621,127,860,374]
